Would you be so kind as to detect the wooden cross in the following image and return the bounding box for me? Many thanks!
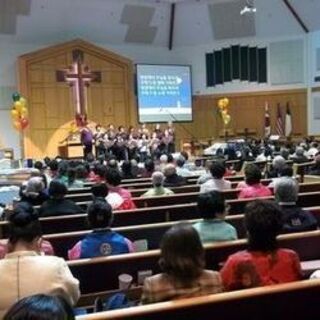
[56,49,101,116]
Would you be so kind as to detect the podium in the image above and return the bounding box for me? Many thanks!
[58,141,84,159]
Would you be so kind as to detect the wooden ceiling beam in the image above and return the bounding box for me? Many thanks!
[282,0,309,33]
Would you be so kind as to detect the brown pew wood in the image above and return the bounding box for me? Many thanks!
[43,214,245,259]
[68,230,320,294]
[3,188,320,238]
[76,279,320,320]
[31,206,320,259]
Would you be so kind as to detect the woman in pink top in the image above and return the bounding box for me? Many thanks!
[238,164,272,199]
[105,168,136,210]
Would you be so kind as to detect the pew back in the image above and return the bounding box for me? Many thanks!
[76,280,320,320]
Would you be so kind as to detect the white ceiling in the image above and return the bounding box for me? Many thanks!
[1,0,320,47]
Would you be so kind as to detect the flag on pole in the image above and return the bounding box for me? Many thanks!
[264,102,271,137]
[285,102,293,136]
[275,104,284,136]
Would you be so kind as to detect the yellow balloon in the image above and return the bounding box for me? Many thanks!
[14,101,23,112]
[218,99,224,109]
[224,115,231,125]
[13,121,21,131]
[223,98,229,105]
[21,107,28,117]
[19,97,27,107]
[11,109,19,118]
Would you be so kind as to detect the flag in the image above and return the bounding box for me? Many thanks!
[275,104,284,136]
[264,102,271,137]
[285,102,293,136]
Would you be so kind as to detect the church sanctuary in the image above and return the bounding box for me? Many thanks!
[2,0,320,319]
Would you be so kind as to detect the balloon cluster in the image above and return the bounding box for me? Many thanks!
[217,98,231,126]
[11,92,29,131]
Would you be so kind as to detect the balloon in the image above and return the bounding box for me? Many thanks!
[19,97,27,107]
[218,99,225,109]
[20,118,29,130]
[12,92,21,102]
[223,98,229,106]
[14,101,23,112]
[20,107,28,117]
[11,109,19,118]
[13,121,21,131]
[223,115,231,125]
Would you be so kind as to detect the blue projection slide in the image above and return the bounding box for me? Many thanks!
[136,64,192,123]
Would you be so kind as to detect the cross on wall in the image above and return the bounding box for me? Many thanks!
[56,49,101,116]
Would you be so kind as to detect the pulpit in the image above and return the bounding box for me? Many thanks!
[58,141,84,159]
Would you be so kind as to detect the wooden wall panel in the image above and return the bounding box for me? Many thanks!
[169,89,307,147]
[19,40,135,158]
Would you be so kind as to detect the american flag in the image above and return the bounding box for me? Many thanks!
[275,104,284,136]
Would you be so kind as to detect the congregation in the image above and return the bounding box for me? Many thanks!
[0,136,320,318]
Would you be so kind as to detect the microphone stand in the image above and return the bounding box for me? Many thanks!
[163,108,198,152]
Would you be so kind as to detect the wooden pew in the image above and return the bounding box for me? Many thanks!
[43,214,246,259]
[3,189,320,238]
[29,206,320,259]
[76,280,320,320]
[66,178,313,207]
[82,174,246,189]
[68,230,320,294]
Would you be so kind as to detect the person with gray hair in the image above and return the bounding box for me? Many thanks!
[141,171,174,198]
[163,164,186,187]
[20,177,49,206]
[291,146,309,164]
[266,155,286,178]
[274,177,317,233]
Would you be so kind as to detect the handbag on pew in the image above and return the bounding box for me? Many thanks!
[93,282,138,312]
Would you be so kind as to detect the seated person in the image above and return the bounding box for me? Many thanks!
[238,164,272,199]
[34,160,50,189]
[291,146,309,164]
[91,182,109,202]
[48,159,59,179]
[4,294,75,320]
[268,165,294,188]
[68,200,134,259]
[19,177,49,206]
[221,200,302,291]
[265,155,286,179]
[141,159,155,178]
[0,202,54,258]
[274,177,317,233]
[88,164,107,183]
[309,155,320,175]
[197,160,213,185]
[141,172,174,197]
[0,203,80,317]
[105,169,136,210]
[121,160,137,180]
[176,156,193,177]
[193,191,237,243]
[141,224,223,304]
[38,181,84,217]
[200,162,231,193]
[163,164,186,187]
[66,167,84,189]
[306,142,319,158]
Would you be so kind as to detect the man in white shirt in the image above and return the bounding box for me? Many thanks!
[200,162,231,193]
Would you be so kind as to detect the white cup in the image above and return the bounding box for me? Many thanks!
[118,274,133,290]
